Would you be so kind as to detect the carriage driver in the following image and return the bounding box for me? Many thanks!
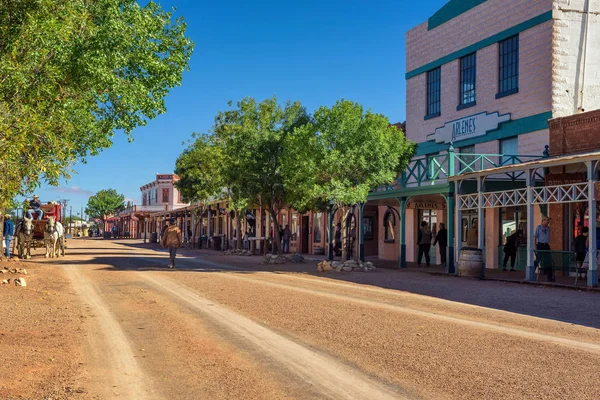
[26,195,44,220]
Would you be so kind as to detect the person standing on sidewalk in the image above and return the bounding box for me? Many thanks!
[282,225,291,253]
[3,214,14,258]
[573,226,589,279]
[534,216,554,282]
[432,223,447,266]
[502,229,522,271]
[161,218,182,269]
[417,221,432,268]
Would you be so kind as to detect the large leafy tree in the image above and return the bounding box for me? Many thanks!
[244,97,309,253]
[85,189,125,224]
[175,133,223,245]
[284,99,416,259]
[0,0,194,211]
[211,99,259,250]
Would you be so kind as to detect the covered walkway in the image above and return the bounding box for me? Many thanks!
[451,150,600,287]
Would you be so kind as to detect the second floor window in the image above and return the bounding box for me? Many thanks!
[162,188,169,203]
[500,136,519,165]
[426,67,441,118]
[459,53,476,107]
[498,35,519,97]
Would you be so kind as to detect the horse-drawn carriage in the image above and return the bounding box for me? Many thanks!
[15,203,66,259]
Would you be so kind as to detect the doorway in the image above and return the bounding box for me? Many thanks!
[418,209,437,265]
[301,216,309,253]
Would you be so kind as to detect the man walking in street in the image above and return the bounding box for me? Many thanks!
[3,214,14,259]
[161,217,182,269]
[417,221,432,268]
[26,195,44,220]
[282,224,291,253]
[433,222,447,266]
[534,216,554,282]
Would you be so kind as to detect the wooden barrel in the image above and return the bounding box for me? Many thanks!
[458,248,483,277]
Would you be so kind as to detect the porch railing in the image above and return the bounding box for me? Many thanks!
[374,146,545,192]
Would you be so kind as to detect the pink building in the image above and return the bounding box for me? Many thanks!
[140,174,188,210]
[112,174,189,239]
[365,0,600,271]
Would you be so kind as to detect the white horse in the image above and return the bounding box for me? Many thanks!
[44,216,65,258]
[16,217,34,259]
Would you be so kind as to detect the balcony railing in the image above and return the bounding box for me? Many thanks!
[373,147,545,193]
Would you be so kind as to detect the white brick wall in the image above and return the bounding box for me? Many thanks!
[552,0,600,116]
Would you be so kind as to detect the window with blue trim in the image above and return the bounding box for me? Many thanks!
[459,53,476,108]
[500,137,518,165]
[426,67,441,119]
[497,35,519,98]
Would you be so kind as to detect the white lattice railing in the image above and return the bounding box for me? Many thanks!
[459,194,479,210]
[458,182,592,210]
[533,183,589,204]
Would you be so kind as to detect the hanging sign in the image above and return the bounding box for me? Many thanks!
[407,202,447,210]
[427,111,511,144]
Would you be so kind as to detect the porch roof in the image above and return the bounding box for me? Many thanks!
[449,151,600,181]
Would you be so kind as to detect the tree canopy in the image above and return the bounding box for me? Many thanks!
[285,99,416,210]
[175,133,223,205]
[0,0,194,210]
[85,189,125,222]
[175,97,415,253]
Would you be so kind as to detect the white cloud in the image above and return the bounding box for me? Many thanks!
[48,186,94,196]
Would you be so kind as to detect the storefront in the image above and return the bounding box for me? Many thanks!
[452,151,600,287]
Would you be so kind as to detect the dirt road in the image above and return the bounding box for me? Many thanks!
[2,239,599,399]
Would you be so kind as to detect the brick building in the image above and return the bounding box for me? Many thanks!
[364,0,600,272]
[547,109,600,253]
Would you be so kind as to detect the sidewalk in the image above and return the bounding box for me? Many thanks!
[102,238,599,292]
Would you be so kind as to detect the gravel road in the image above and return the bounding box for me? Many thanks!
[3,238,599,399]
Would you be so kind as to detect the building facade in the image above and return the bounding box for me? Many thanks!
[366,0,600,271]
[140,174,188,210]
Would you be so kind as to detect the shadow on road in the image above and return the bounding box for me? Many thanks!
[37,239,600,331]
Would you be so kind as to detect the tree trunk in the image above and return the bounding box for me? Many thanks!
[235,209,243,250]
[269,208,281,255]
[340,206,348,261]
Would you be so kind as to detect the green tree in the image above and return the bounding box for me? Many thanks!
[85,189,125,224]
[175,134,223,245]
[240,97,309,253]
[0,0,194,210]
[284,99,416,259]
[211,99,259,250]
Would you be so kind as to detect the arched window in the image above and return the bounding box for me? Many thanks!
[384,209,396,242]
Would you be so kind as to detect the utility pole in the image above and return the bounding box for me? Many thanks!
[59,199,69,224]
[69,206,72,235]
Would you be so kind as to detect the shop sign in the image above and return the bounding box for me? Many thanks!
[544,173,585,186]
[407,202,447,209]
[595,182,600,201]
[428,111,511,144]
[156,174,174,180]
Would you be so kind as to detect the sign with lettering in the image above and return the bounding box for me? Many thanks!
[427,112,511,144]
[156,174,174,180]
[595,182,600,201]
[407,202,447,210]
[545,173,585,186]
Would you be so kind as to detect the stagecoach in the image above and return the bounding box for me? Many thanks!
[14,203,66,259]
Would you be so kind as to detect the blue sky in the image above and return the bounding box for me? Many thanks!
[34,0,449,217]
